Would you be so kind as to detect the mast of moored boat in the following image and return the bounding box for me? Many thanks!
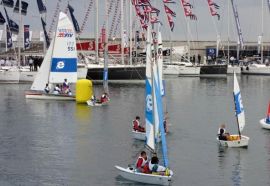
[95,0,99,64]
[227,0,230,65]
[261,0,264,64]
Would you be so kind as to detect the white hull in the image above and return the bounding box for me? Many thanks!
[25,92,75,101]
[163,65,179,75]
[217,135,249,148]
[242,64,270,75]
[86,100,102,106]
[132,131,146,140]
[19,71,37,82]
[227,66,241,74]
[179,66,200,77]
[77,66,88,79]
[260,118,270,129]
[115,166,172,186]
[0,70,20,83]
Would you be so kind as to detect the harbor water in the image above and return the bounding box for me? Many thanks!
[0,76,270,185]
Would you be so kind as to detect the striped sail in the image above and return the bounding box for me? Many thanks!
[145,26,154,151]
[30,37,54,91]
[49,12,77,84]
[266,102,270,123]
[103,45,109,94]
[233,72,245,132]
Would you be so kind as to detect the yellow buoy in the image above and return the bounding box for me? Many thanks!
[75,79,93,103]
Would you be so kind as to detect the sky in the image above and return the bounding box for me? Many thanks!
[2,0,270,42]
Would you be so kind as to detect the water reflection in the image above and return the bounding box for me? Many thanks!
[75,103,92,123]
[218,146,246,186]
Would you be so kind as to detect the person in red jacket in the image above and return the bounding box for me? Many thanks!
[133,116,145,132]
[136,151,150,173]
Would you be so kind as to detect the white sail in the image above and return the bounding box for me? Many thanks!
[145,26,155,151]
[30,37,54,91]
[157,24,164,96]
[49,12,77,84]
[233,72,245,132]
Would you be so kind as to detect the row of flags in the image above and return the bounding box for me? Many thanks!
[6,25,30,49]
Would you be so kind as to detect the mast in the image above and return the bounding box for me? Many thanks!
[95,0,99,64]
[120,0,124,65]
[227,0,230,65]
[129,0,132,65]
[261,0,264,64]
[103,0,109,94]
[18,0,22,67]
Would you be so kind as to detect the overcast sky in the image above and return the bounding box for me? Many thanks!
[2,0,269,42]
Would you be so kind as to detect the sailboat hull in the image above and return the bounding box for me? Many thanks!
[25,91,75,101]
[132,131,146,141]
[0,70,20,83]
[260,118,270,129]
[217,135,249,148]
[115,166,172,186]
[179,66,200,77]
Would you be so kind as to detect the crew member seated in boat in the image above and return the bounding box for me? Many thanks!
[218,124,230,141]
[266,116,270,124]
[100,92,109,103]
[63,78,69,92]
[64,85,72,95]
[90,95,97,104]
[149,156,170,175]
[53,84,61,94]
[135,151,150,173]
[133,116,145,132]
[44,83,50,94]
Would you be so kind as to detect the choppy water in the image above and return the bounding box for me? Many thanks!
[0,75,270,186]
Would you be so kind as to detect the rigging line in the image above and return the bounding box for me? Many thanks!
[80,0,94,34]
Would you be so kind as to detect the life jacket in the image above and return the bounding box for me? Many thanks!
[133,120,139,130]
[136,156,147,168]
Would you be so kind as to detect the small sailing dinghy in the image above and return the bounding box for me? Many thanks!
[217,72,249,147]
[87,42,110,106]
[259,102,270,129]
[25,12,77,100]
[132,23,165,141]
[115,25,173,185]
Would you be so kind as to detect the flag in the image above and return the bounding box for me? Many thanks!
[13,0,28,15]
[180,0,197,20]
[2,0,14,8]
[4,7,19,33]
[6,25,12,49]
[164,4,176,17]
[68,4,80,33]
[41,17,50,48]
[163,0,175,3]
[24,25,30,49]
[207,0,220,20]
[0,11,6,24]
[36,0,46,14]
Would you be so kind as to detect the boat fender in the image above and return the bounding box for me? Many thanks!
[246,66,249,71]
[240,67,243,71]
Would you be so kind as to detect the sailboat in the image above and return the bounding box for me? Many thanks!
[132,23,166,141]
[217,72,249,147]
[259,102,270,129]
[25,12,77,100]
[115,25,173,185]
[86,45,110,106]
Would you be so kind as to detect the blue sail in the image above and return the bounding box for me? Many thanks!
[103,47,109,94]
[154,68,169,168]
